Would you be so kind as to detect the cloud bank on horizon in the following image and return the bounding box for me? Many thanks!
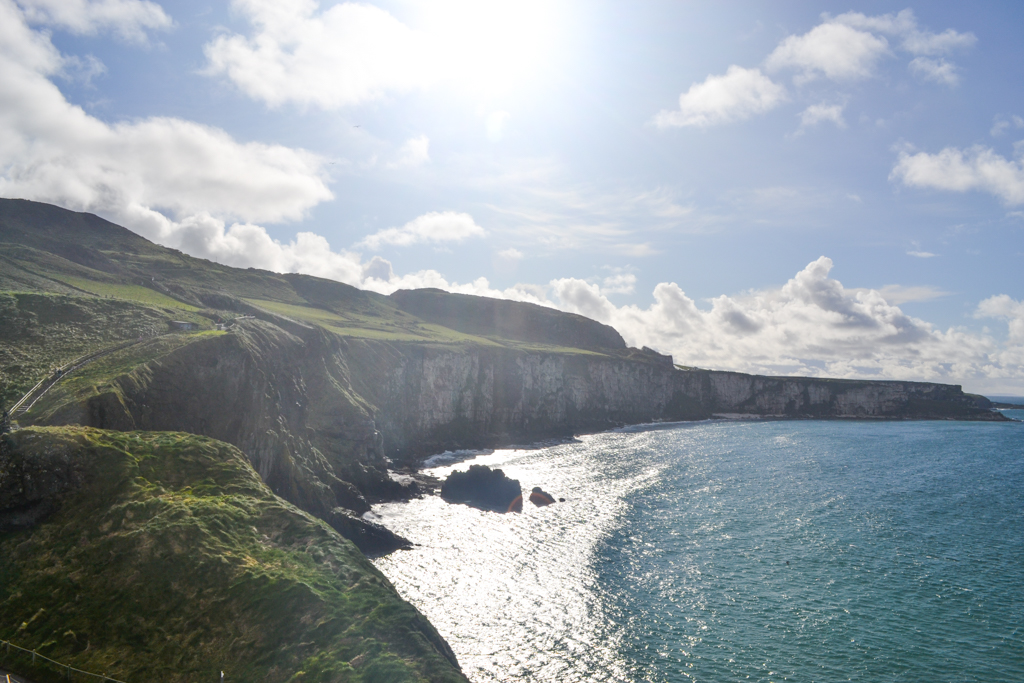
[1,0,1023,392]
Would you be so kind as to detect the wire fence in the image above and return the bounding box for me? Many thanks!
[0,639,125,683]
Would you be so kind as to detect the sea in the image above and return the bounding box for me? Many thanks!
[373,409,1024,683]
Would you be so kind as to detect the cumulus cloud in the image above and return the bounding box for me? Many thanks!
[204,0,434,109]
[766,22,889,83]
[0,0,383,285]
[0,1,331,226]
[835,9,976,56]
[345,255,1024,389]
[654,66,786,128]
[535,256,1023,387]
[891,145,1024,205]
[799,102,846,129]
[355,211,485,250]
[387,135,430,169]
[16,0,171,42]
[658,9,973,130]
[976,295,1024,345]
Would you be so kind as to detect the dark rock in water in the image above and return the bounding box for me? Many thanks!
[529,486,556,506]
[328,508,413,557]
[440,464,522,513]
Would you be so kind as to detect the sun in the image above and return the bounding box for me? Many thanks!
[413,0,565,98]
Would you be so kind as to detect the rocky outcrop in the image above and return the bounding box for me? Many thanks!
[35,319,416,550]
[440,465,523,513]
[0,428,94,532]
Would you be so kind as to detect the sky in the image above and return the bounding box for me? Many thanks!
[2,0,1023,394]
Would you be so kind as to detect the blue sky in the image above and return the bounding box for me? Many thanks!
[2,0,1024,392]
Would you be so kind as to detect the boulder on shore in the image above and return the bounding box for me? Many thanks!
[440,464,522,513]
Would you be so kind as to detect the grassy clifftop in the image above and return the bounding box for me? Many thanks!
[0,426,466,683]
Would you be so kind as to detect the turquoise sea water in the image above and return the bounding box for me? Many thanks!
[373,418,1024,682]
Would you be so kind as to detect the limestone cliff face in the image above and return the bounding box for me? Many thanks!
[675,370,995,419]
[344,344,1003,460]
[344,344,696,459]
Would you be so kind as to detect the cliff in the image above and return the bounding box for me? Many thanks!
[343,342,1004,461]
[2,199,1004,515]
[0,426,466,683]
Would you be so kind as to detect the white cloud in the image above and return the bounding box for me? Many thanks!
[657,10,974,131]
[387,135,430,169]
[891,145,1024,205]
[654,66,786,128]
[356,211,486,250]
[204,0,434,109]
[601,273,636,295]
[762,9,974,87]
[0,1,332,226]
[347,256,1024,390]
[0,0,360,281]
[16,0,171,42]
[976,295,1024,345]
[537,256,1024,388]
[906,250,937,258]
[766,21,889,83]
[799,102,846,129]
[909,56,959,86]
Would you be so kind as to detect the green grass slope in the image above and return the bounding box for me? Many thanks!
[0,427,466,683]
[0,292,211,408]
[0,199,613,362]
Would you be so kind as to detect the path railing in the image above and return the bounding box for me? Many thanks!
[1,638,126,682]
[4,336,156,429]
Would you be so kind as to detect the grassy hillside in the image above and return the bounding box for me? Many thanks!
[0,427,466,683]
[1,199,610,410]
[0,292,211,407]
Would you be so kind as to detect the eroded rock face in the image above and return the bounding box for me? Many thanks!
[350,344,1005,462]
[0,429,91,532]
[34,320,416,551]
[440,465,523,513]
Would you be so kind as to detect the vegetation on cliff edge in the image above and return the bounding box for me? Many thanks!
[0,427,465,683]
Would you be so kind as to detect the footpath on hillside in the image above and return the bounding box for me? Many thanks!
[2,335,157,432]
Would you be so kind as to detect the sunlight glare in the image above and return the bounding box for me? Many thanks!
[419,0,563,97]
